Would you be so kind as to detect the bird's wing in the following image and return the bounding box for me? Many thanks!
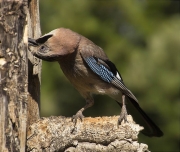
[80,48,138,102]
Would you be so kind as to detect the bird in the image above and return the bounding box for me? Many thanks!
[28,27,163,137]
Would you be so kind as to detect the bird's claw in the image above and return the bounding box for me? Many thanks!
[118,104,128,125]
[72,111,84,124]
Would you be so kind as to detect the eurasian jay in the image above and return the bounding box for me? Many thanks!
[28,28,163,137]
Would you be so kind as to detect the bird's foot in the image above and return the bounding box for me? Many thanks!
[118,104,128,125]
[72,110,85,124]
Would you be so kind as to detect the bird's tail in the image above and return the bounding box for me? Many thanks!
[125,97,163,137]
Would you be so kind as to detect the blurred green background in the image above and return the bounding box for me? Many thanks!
[39,0,180,151]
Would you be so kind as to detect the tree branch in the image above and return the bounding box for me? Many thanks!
[27,115,149,152]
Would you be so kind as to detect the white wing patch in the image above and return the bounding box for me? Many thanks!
[116,72,122,80]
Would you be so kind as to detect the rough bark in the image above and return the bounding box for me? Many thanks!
[27,115,150,152]
[0,1,28,151]
[27,0,41,127]
[0,0,41,151]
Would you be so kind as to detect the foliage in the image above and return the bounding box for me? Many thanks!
[39,0,180,151]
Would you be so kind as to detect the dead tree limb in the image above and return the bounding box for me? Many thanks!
[0,0,41,151]
[27,115,149,152]
[27,0,42,127]
[0,1,28,151]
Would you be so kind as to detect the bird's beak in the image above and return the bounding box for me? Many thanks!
[28,38,39,47]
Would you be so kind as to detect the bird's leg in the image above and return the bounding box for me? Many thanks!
[72,97,94,123]
[118,94,128,125]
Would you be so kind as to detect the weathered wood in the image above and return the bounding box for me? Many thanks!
[0,1,28,151]
[27,115,150,152]
[27,0,41,127]
[0,0,41,151]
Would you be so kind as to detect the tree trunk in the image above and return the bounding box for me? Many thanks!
[0,0,41,151]
[27,0,41,128]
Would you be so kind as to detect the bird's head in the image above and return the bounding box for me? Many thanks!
[28,28,81,61]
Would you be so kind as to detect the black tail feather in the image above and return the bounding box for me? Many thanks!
[126,97,163,137]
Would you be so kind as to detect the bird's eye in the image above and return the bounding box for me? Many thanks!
[39,45,48,53]
[40,45,45,50]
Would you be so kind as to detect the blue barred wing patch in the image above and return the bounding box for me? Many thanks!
[85,57,115,83]
[83,56,138,102]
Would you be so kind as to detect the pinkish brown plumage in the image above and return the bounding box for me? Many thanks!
[28,28,163,137]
